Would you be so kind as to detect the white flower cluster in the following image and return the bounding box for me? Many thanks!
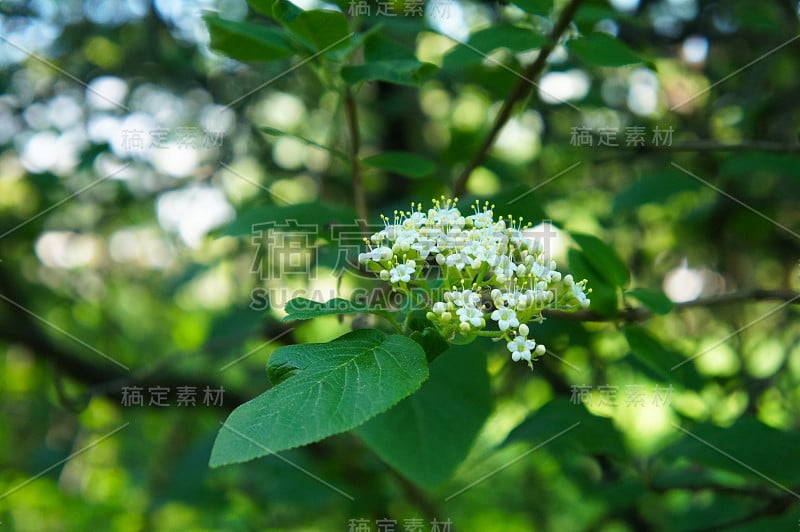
[358,197,591,368]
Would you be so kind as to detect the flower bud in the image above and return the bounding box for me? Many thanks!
[432,302,447,314]
[379,270,390,281]
[460,321,471,332]
[534,344,546,356]
[441,311,452,322]
[519,323,530,337]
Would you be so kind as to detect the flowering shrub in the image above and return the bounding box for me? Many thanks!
[358,197,590,368]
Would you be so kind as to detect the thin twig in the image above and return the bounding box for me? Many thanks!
[593,139,800,165]
[452,0,585,196]
[344,87,368,235]
[542,288,800,323]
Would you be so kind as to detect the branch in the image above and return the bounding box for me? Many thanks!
[452,0,585,196]
[344,87,368,235]
[542,288,800,323]
[593,139,800,165]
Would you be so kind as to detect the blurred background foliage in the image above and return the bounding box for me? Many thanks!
[1,0,800,530]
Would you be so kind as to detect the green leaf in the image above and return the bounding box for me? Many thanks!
[512,0,552,16]
[247,0,274,16]
[567,32,644,67]
[659,417,800,486]
[282,298,384,321]
[571,232,629,288]
[209,329,429,467]
[504,398,628,461]
[356,343,491,488]
[443,26,547,68]
[625,288,674,315]
[219,202,355,237]
[623,327,703,389]
[271,0,302,23]
[362,152,436,178]
[341,60,437,86]
[260,127,348,161]
[721,153,800,180]
[567,249,618,317]
[204,15,293,62]
[285,10,351,52]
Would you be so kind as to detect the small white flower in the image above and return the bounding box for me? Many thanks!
[411,239,438,259]
[490,306,519,331]
[389,263,415,283]
[507,335,536,362]
[456,306,483,328]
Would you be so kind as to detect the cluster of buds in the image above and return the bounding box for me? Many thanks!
[358,197,590,368]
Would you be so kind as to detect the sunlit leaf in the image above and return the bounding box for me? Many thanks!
[210,329,428,466]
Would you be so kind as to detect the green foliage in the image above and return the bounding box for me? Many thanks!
[4,0,800,529]
[356,344,491,488]
[443,26,548,68]
[625,288,674,315]
[504,398,628,461]
[210,329,428,466]
[571,233,630,288]
[567,32,645,67]
[204,15,293,62]
[362,151,436,178]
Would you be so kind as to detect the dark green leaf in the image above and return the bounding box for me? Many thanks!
[571,232,629,288]
[512,0,552,16]
[362,152,436,178]
[567,249,618,317]
[248,0,274,16]
[204,15,293,62]
[210,329,429,466]
[624,326,703,389]
[286,10,351,52]
[659,417,800,487]
[443,26,547,68]
[504,398,628,461]
[567,32,644,67]
[356,343,491,488]
[625,288,674,315]
[341,60,437,86]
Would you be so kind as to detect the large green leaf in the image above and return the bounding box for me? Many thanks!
[204,15,293,62]
[567,32,644,67]
[362,152,436,178]
[341,60,437,86]
[571,232,629,288]
[356,344,491,488]
[209,329,429,466]
[504,398,628,461]
[285,9,351,52]
[443,26,547,68]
